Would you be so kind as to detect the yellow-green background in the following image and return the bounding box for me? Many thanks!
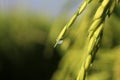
[0,0,120,80]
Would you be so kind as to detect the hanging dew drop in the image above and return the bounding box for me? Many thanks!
[54,40,64,48]
[58,40,63,44]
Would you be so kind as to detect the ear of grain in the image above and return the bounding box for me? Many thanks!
[76,0,117,80]
[54,0,118,80]
[54,0,92,47]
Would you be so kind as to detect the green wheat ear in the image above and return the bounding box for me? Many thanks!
[76,0,118,80]
[54,0,92,47]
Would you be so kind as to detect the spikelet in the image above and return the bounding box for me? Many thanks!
[54,0,92,47]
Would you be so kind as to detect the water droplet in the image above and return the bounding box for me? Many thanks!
[54,40,64,48]
[58,40,63,44]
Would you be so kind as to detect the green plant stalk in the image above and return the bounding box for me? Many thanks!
[54,0,92,47]
[76,0,117,80]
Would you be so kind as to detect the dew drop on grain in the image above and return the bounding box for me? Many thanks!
[58,40,63,44]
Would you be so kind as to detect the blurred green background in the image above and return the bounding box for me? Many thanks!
[0,0,120,80]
